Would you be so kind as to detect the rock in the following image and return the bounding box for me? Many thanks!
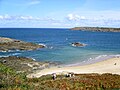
[0,56,50,74]
[0,37,45,52]
[0,56,61,74]
[71,42,86,47]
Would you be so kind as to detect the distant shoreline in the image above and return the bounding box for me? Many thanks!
[71,27,120,32]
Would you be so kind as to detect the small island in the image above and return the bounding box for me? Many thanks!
[71,42,86,47]
[0,37,45,52]
[71,27,120,32]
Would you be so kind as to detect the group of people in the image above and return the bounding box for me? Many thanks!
[52,72,75,80]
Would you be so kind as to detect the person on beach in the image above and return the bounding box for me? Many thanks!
[66,73,73,77]
[52,73,56,80]
[66,73,75,77]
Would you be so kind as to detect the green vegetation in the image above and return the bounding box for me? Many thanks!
[0,56,51,74]
[0,63,120,90]
[0,63,28,90]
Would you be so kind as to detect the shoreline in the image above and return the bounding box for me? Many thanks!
[27,56,120,78]
[64,54,120,67]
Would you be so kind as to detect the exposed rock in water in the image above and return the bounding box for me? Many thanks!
[71,42,86,47]
[0,37,45,52]
[0,56,52,74]
[71,27,120,32]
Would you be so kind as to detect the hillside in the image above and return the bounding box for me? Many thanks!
[0,60,120,90]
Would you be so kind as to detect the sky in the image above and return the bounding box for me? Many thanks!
[0,0,120,28]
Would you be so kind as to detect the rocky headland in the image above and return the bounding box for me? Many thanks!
[0,56,58,74]
[0,37,60,74]
[71,27,120,32]
[0,37,45,52]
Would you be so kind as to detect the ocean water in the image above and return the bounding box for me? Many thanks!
[0,28,120,65]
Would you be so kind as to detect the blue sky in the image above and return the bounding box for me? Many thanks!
[0,0,120,28]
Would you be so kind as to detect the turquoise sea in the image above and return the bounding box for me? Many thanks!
[0,28,120,65]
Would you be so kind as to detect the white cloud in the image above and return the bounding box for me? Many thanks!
[80,16,86,20]
[0,15,3,19]
[0,14,64,28]
[4,14,12,19]
[19,16,33,20]
[0,14,12,20]
[28,0,40,5]
[65,13,120,27]
[0,14,120,28]
[0,15,41,21]
[0,15,63,24]
[67,14,86,21]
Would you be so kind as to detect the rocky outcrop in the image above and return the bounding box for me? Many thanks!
[71,42,86,47]
[0,56,52,74]
[71,27,120,32]
[0,37,45,52]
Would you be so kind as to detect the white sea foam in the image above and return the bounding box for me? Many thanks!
[71,44,76,47]
[85,55,115,65]
[39,43,46,47]
[16,50,20,51]
[0,50,21,53]
[65,54,120,67]
[31,58,36,61]
[49,46,53,49]
[71,42,87,47]
[0,53,21,58]
[12,53,21,56]
[0,55,11,57]
[1,51,7,52]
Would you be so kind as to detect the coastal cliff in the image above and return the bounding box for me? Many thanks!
[0,37,45,52]
[71,27,120,32]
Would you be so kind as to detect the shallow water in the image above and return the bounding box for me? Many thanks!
[0,28,120,65]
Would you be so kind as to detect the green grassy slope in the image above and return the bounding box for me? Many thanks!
[0,63,120,90]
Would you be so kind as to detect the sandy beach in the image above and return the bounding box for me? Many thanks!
[27,57,120,78]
